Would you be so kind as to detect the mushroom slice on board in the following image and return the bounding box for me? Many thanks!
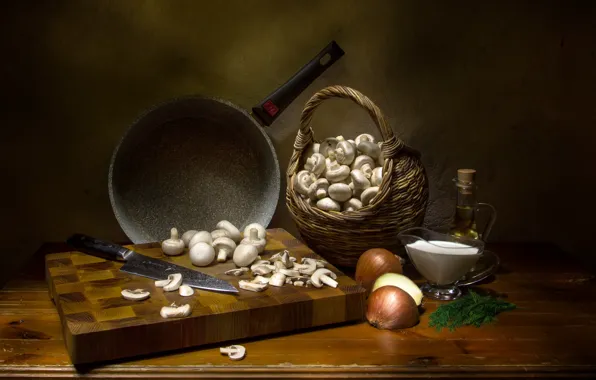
[311,268,338,288]
[220,345,246,361]
[121,289,150,301]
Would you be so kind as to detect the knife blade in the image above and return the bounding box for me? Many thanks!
[66,233,238,294]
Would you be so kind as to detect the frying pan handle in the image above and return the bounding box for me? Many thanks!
[251,41,345,126]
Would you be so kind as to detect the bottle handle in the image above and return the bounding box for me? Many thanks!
[476,202,497,241]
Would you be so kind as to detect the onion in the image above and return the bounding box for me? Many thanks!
[372,273,423,306]
[366,285,419,330]
[355,248,402,293]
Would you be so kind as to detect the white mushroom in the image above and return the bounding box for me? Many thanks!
[121,289,150,301]
[343,198,363,212]
[213,237,237,263]
[293,170,317,196]
[371,167,383,186]
[297,258,317,275]
[325,160,351,183]
[318,137,339,158]
[350,169,371,197]
[277,268,300,277]
[351,155,375,179]
[251,264,274,275]
[239,279,268,292]
[307,178,330,201]
[334,137,356,165]
[155,279,171,287]
[304,153,326,177]
[304,142,320,157]
[160,303,192,319]
[161,228,185,256]
[269,272,286,287]
[250,259,271,269]
[189,242,216,267]
[361,186,380,206]
[316,197,341,212]
[355,133,375,146]
[189,231,213,248]
[216,220,242,243]
[211,229,231,241]
[241,228,267,253]
[311,268,338,288]
[224,267,249,276]
[274,260,286,272]
[220,345,246,361]
[251,275,271,285]
[179,285,194,296]
[357,140,381,159]
[328,183,352,202]
[243,223,266,240]
[280,250,294,268]
[347,139,357,151]
[233,244,259,267]
[181,230,199,247]
[163,273,183,292]
[294,281,305,287]
[301,257,327,268]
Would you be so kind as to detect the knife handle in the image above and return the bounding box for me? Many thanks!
[66,234,132,261]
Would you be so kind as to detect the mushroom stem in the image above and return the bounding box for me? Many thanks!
[217,249,228,262]
[321,275,338,288]
[249,228,258,241]
[170,228,179,240]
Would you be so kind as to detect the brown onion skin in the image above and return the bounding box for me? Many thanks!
[355,248,403,293]
[366,285,419,330]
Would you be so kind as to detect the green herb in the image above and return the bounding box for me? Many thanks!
[428,290,516,332]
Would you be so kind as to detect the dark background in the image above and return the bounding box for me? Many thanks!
[2,0,594,284]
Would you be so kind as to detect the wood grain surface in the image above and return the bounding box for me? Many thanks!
[44,228,366,364]
[0,242,594,378]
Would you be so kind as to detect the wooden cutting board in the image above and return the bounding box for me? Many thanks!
[45,228,366,364]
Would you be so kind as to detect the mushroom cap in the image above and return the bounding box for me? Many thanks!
[243,223,266,239]
[316,197,341,212]
[213,237,237,252]
[328,183,352,202]
[343,198,363,211]
[319,137,339,158]
[233,244,259,267]
[371,167,383,187]
[189,231,213,248]
[189,242,216,267]
[311,268,337,287]
[335,140,356,165]
[355,133,375,146]
[361,186,380,206]
[325,164,350,183]
[216,220,242,243]
[351,155,376,171]
[357,140,381,159]
[181,230,199,247]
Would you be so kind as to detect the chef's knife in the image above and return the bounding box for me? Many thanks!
[66,233,238,294]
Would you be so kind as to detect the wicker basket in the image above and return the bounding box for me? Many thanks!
[285,86,429,268]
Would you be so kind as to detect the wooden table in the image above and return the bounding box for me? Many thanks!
[0,242,595,379]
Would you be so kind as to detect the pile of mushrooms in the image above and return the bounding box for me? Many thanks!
[293,133,385,212]
[163,221,268,269]
[225,250,338,292]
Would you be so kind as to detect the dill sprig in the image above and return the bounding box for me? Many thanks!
[428,290,516,332]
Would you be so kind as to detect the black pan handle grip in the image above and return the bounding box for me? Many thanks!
[252,40,345,126]
[66,233,132,262]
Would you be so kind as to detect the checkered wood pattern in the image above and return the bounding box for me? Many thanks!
[45,228,366,364]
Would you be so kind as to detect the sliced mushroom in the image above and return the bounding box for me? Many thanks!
[252,264,274,275]
[278,268,300,277]
[285,277,294,285]
[269,272,286,287]
[239,280,268,292]
[155,279,171,287]
[220,345,246,361]
[297,258,317,275]
[160,303,192,318]
[241,228,267,253]
[293,281,305,287]
[304,153,326,177]
[361,186,380,206]
[121,289,150,301]
[216,220,242,243]
[307,178,330,201]
[163,273,183,292]
[250,260,271,269]
[224,267,249,276]
[251,275,271,285]
[311,268,338,288]
[300,257,327,268]
[269,251,285,262]
[281,250,293,268]
[213,237,237,263]
[179,285,194,296]
[274,260,286,271]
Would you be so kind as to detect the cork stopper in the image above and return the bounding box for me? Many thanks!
[457,169,476,183]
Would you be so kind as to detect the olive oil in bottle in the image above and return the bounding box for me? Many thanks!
[449,169,480,239]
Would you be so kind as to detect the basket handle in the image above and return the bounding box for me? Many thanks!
[294,85,419,159]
